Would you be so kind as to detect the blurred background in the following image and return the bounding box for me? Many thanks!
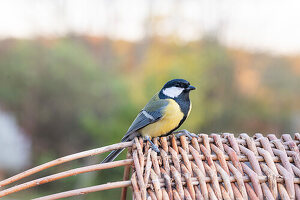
[0,0,300,199]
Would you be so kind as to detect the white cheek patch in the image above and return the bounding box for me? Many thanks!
[163,87,184,98]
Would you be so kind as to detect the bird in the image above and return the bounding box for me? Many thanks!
[101,79,196,163]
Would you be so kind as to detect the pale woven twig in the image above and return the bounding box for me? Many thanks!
[0,159,132,198]
[33,180,131,200]
[0,141,133,188]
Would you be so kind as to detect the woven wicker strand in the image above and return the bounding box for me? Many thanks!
[129,133,300,200]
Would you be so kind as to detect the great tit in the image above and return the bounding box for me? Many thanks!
[101,79,195,163]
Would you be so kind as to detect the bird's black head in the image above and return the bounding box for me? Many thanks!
[159,79,196,99]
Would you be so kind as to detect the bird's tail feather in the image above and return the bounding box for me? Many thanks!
[101,134,133,163]
[101,148,125,163]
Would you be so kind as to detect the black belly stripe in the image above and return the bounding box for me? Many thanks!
[159,105,189,137]
[158,90,191,137]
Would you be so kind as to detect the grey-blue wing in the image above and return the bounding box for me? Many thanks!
[121,98,169,141]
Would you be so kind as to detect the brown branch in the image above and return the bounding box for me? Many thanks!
[120,151,132,200]
[0,141,133,188]
[33,180,132,200]
[120,164,131,200]
[0,159,133,198]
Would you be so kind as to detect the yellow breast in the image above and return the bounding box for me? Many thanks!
[140,99,184,137]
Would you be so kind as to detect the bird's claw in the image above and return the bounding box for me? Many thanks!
[174,129,198,140]
[144,136,160,154]
[151,144,160,153]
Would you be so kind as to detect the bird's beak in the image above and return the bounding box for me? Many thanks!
[186,85,196,91]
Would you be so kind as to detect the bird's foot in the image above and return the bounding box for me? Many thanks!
[173,129,198,140]
[144,136,160,153]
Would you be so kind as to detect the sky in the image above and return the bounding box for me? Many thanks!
[0,0,300,54]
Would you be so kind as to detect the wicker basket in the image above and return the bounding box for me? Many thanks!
[0,133,299,200]
[129,133,300,200]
